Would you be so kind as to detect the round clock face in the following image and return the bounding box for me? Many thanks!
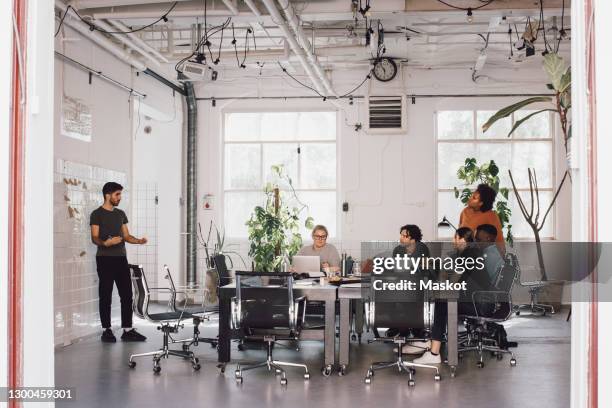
[373,57,397,82]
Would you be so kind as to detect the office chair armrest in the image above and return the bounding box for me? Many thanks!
[291,296,307,330]
[230,296,241,330]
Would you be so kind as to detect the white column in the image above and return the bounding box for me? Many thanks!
[22,0,55,400]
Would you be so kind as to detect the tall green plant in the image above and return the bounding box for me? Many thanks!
[246,165,314,272]
[454,158,513,245]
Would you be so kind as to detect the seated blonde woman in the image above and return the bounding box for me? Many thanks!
[296,225,340,274]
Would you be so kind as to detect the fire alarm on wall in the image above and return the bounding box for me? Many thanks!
[203,194,214,210]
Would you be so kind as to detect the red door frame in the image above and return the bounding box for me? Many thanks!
[8,0,26,406]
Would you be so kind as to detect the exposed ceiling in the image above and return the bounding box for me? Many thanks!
[57,0,571,85]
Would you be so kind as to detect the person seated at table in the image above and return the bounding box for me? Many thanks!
[412,227,491,363]
[459,184,505,253]
[392,224,430,260]
[296,224,340,274]
[476,223,504,283]
[388,224,432,343]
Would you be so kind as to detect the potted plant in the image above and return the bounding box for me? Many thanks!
[246,165,314,272]
[482,52,571,280]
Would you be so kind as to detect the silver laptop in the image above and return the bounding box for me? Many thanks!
[291,255,324,277]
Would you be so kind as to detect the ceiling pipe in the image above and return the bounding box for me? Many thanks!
[243,0,261,16]
[220,0,239,15]
[93,19,162,67]
[108,19,170,63]
[259,0,327,96]
[55,0,147,71]
[276,0,337,96]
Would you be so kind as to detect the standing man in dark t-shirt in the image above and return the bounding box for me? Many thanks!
[90,182,148,343]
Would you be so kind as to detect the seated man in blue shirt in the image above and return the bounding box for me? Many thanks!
[476,224,504,284]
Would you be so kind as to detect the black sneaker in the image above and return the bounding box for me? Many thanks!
[121,329,147,342]
[101,329,116,343]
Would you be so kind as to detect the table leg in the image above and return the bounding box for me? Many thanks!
[354,299,364,339]
[447,299,458,377]
[322,298,335,376]
[218,296,231,364]
[339,298,350,373]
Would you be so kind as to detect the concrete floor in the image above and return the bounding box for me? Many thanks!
[55,309,571,408]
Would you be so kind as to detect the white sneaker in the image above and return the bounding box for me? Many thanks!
[393,340,430,354]
[413,351,441,364]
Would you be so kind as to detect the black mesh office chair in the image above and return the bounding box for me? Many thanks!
[458,254,518,368]
[363,272,440,386]
[231,271,309,386]
[127,264,201,373]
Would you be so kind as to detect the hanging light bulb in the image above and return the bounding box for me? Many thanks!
[467,8,474,23]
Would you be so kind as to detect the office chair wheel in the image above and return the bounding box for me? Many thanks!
[434,374,441,381]
[510,358,517,367]
[364,376,371,384]
[193,363,201,371]
[128,361,136,368]
[477,361,484,368]
[304,373,310,380]
[217,363,226,374]
[408,379,415,387]
[235,370,241,378]
[367,369,374,377]
[235,376,243,384]
[321,365,333,377]
[350,333,357,341]
[515,310,521,316]
[280,378,288,386]
[153,364,161,374]
[338,365,346,376]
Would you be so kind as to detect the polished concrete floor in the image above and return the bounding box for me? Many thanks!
[55,309,571,408]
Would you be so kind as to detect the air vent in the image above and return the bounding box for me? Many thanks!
[366,95,406,133]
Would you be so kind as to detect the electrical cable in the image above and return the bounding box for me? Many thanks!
[339,70,373,98]
[54,2,178,37]
[435,0,495,11]
[174,18,231,73]
[277,61,324,97]
[555,0,565,53]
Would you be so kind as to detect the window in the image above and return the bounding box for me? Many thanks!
[224,112,337,238]
[436,109,554,239]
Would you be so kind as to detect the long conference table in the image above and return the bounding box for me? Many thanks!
[218,278,460,377]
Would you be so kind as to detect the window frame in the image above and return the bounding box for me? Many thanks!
[221,110,339,240]
[435,109,556,240]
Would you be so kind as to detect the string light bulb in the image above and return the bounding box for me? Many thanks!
[467,8,473,23]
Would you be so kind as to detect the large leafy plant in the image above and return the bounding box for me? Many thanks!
[246,165,314,272]
[454,158,513,245]
[482,53,571,279]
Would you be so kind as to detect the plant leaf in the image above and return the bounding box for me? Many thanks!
[507,109,556,137]
[558,67,571,93]
[482,97,552,132]
[543,53,567,91]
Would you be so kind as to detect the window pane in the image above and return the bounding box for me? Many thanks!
[508,191,553,238]
[225,192,265,238]
[437,192,465,239]
[260,112,299,141]
[476,143,512,187]
[437,143,475,189]
[477,110,511,139]
[300,143,336,189]
[513,110,551,139]
[297,112,336,140]
[262,143,298,189]
[225,113,260,141]
[224,144,261,189]
[437,111,474,139]
[510,142,553,189]
[291,191,337,238]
